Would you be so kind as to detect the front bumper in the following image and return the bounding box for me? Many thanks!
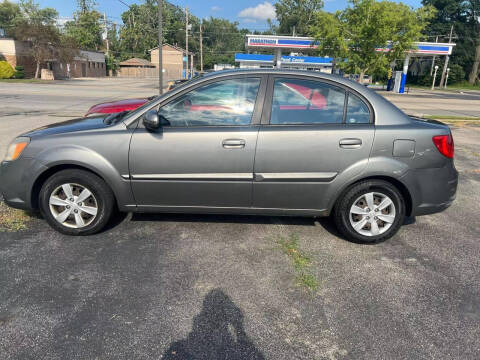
[401,161,458,217]
[0,157,48,210]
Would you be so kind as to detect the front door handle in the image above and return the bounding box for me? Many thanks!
[222,139,245,149]
[339,138,362,149]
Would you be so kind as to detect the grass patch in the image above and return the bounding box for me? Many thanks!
[278,234,319,293]
[0,201,30,232]
[408,82,480,92]
[422,115,480,121]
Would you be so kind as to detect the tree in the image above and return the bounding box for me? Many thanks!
[310,11,348,71]
[275,0,324,35]
[15,0,76,78]
[19,0,57,25]
[423,0,480,84]
[64,0,103,51]
[0,0,23,37]
[311,0,435,82]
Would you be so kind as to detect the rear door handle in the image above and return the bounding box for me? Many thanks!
[339,138,362,149]
[222,139,246,149]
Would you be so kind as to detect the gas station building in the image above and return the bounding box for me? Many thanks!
[235,34,456,93]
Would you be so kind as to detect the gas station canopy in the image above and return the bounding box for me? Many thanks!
[245,35,455,56]
[242,35,456,93]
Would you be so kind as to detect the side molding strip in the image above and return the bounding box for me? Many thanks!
[131,173,254,181]
[254,172,338,182]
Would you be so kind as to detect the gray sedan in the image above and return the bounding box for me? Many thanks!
[0,70,457,243]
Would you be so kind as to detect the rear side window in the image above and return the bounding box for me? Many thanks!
[270,78,346,125]
[346,93,371,124]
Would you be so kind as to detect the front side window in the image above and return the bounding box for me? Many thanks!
[346,93,371,124]
[158,78,261,127]
[270,78,346,125]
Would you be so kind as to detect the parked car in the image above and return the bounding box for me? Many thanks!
[0,69,457,243]
[85,80,192,116]
[85,97,153,116]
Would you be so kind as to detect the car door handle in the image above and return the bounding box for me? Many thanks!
[222,139,246,149]
[339,138,362,149]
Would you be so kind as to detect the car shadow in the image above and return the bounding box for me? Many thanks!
[161,289,265,360]
[129,212,317,226]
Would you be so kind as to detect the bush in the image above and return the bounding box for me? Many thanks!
[14,65,25,79]
[446,63,465,84]
[0,61,14,79]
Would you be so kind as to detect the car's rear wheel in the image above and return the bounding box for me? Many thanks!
[39,169,115,235]
[333,180,405,243]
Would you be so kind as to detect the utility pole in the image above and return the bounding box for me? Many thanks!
[430,35,438,76]
[185,7,189,79]
[158,0,163,94]
[439,25,454,88]
[103,13,109,56]
[200,20,203,72]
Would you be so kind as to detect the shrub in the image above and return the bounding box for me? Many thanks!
[445,64,465,84]
[14,65,25,79]
[0,61,14,79]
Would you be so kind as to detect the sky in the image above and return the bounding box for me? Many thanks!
[34,0,423,31]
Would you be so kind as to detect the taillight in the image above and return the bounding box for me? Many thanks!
[432,134,454,158]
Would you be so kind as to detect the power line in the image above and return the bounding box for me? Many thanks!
[115,0,132,9]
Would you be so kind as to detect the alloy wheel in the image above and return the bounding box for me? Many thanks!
[49,183,98,229]
[349,192,396,237]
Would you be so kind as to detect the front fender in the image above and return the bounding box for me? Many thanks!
[33,145,135,210]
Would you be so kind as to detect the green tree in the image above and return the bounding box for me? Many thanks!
[310,11,348,71]
[422,0,480,84]
[19,0,57,25]
[311,0,435,82]
[119,0,167,59]
[15,0,76,78]
[0,0,23,37]
[275,0,324,35]
[64,0,103,51]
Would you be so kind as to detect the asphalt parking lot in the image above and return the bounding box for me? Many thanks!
[1,78,479,359]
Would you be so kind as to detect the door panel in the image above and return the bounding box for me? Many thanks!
[253,76,375,211]
[130,127,258,207]
[253,125,374,210]
[129,76,265,208]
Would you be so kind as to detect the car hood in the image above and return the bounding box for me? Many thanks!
[86,98,149,115]
[22,115,111,138]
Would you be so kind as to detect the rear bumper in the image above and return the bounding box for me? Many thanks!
[0,158,48,211]
[401,161,458,217]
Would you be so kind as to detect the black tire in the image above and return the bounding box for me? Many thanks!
[333,180,405,244]
[39,169,115,236]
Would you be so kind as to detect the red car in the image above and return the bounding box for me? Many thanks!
[85,97,152,116]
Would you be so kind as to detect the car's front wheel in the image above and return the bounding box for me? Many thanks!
[39,169,115,235]
[333,180,405,243]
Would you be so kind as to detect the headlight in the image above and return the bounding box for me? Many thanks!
[4,137,30,161]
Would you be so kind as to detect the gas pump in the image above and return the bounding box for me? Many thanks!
[393,71,403,93]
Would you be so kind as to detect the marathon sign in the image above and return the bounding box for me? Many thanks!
[375,42,454,55]
[247,36,319,49]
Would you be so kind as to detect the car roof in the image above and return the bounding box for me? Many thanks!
[199,68,368,93]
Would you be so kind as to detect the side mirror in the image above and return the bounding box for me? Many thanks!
[143,109,160,131]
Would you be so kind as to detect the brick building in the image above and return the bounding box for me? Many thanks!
[0,38,106,79]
